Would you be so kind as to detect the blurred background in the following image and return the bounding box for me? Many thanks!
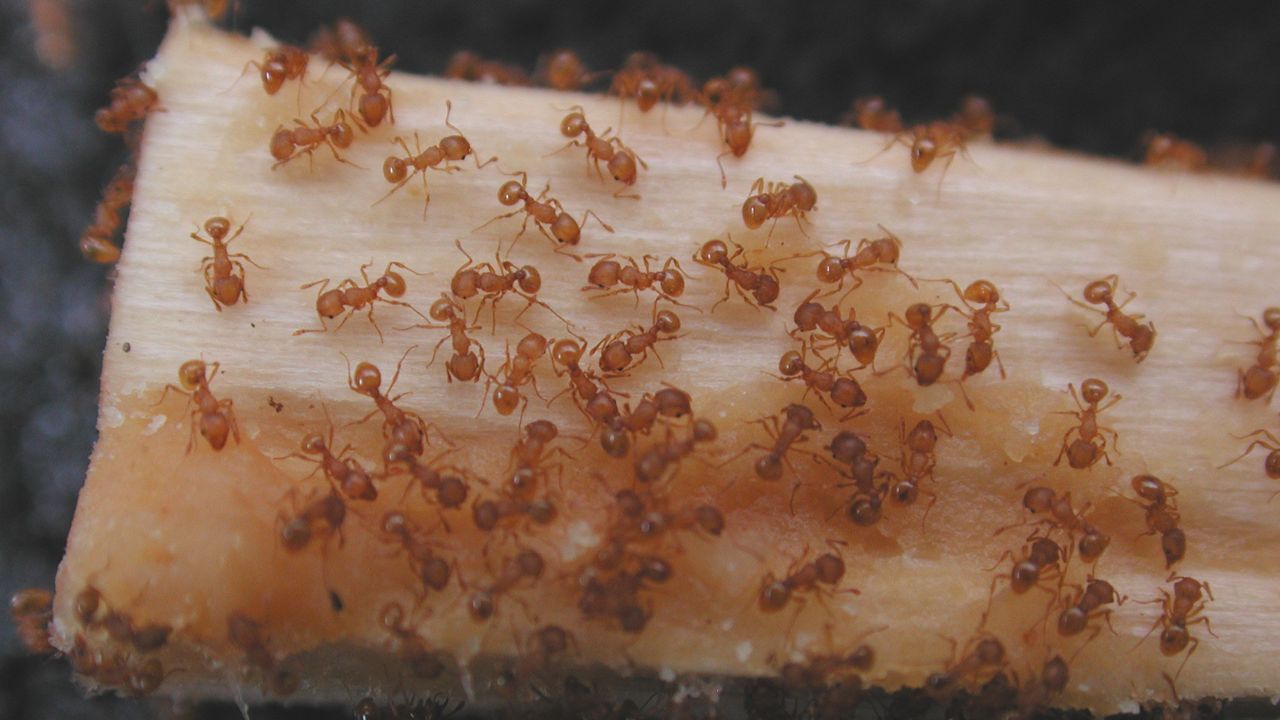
[2,1,1278,717]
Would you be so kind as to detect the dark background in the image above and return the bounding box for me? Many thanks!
[2,1,1278,718]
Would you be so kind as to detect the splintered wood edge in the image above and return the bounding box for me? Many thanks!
[51,11,1280,715]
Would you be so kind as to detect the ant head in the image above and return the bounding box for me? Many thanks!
[785,403,820,430]
[696,239,728,264]
[654,387,691,417]
[559,111,588,138]
[655,309,681,334]
[381,271,407,297]
[429,297,456,322]
[1042,656,1069,693]
[907,420,938,453]
[1082,280,1113,304]
[1263,307,1280,332]
[778,350,805,377]
[516,265,541,293]
[524,419,558,444]
[551,339,584,367]
[1080,378,1109,404]
[498,180,525,206]
[814,553,845,584]
[789,179,817,211]
[692,419,718,443]
[905,303,932,328]
[659,268,685,296]
[439,135,472,161]
[695,505,725,535]
[178,360,206,390]
[300,432,327,455]
[587,259,621,287]
[351,362,382,394]
[419,557,451,592]
[910,135,937,172]
[330,120,355,149]
[516,332,549,359]
[1022,486,1056,513]
[742,195,769,229]
[828,431,867,465]
[975,637,1006,666]
[383,156,408,184]
[964,280,999,305]
[204,217,231,240]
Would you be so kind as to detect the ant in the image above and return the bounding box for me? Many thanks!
[1235,307,1280,401]
[408,294,485,383]
[711,104,779,189]
[884,121,971,188]
[827,431,890,526]
[1219,427,1280,497]
[233,45,309,97]
[345,351,437,456]
[609,52,695,114]
[733,403,821,483]
[1130,474,1186,568]
[465,549,546,621]
[269,110,361,170]
[10,587,54,655]
[757,550,853,614]
[951,95,997,140]
[1000,485,1111,565]
[1056,578,1125,648]
[536,49,604,91]
[554,107,648,195]
[1058,274,1156,362]
[791,291,885,370]
[935,279,1009,405]
[808,228,915,301]
[699,68,778,187]
[378,102,496,218]
[444,50,530,86]
[693,237,783,312]
[583,254,691,311]
[549,338,613,417]
[1053,378,1121,470]
[485,171,613,257]
[776,348,867,418]
[295,261,426,342]
[888,419,945,517]
[632,418,718,484]
[95,75,158,134]
[280,419,376,502]
[845,96,903,132]
[924,634,1006,699]
[507,420,572,499]
[377,601,447,680]
[192,216,259,311]
[472,496,557,534]
[982,537,1066,626]
[278,486,347,553]
[741,176,817,240]
[309,18,373,65]
[777,643,876,689]
[337,39,396,127]
[380,511,453,596]
[156,359,238,451]
[450,241,567,331]
[1013,655,1071,719]
[1138,576,1216,679]
[486,332,549,418]
[383,443,468,510]
[593,308,682,375]
[81,163,135,264]
[886,302,957,387]
[1144,132,1207,172]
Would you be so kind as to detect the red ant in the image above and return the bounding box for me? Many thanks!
[295,261,426,342]
[1138,575,1216,679]
[846,96,903,132]
[777,643,876,689]
[888,419,945,517]
[269,109,361,170]
[380,511,452,596]
[485,171,613,257]
[808,228,915,301]
[791,291,885,370]
[95,75,158,134]
[535,50,602,91]
[730,403,821,483]
[377,601,447,679]
[549,338,613,416]
[1130,474,1186,568]
[1056,578,1125,648]
[951,96,997,139]
[280,416,376,502]
[1144,132,1207,172]
[827,432,890,526]
[593,308,682,375]
[80,163,135,264]
[936,279,1008,406]
[710,104,780,189]
[472,496,557,535]
[309,18,373,65]
[1000,485,1111,565]
[383,442,469,510]
[485,331,549,419]
[741,176,817,240]
[886,302,957,387]
[450,241,568,331]
[757,550,853,614]
[278,486,346,553]
[344,350,438,456]
[554,107,647,195]
[506,420,573,499]
[444,51,530,86]
[156,359,238,451]
[775,348,867,418]
[337,39,397,127]
[885,121,972,188]
[1219,427,1280,498]
[982,536,1066,626]
[632,418,719,484]
[378,102,496,217]
[583,254,691,311]
[1053,378,1120,470]
[693,237,783,312]
[192,216,260,311]
[407,294,485,383]
[465,549,546,621]
[609,52,695,114]
[1235,307,1280,401]
[1058,274,1156,362]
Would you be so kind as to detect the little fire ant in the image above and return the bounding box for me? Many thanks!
[278,487,346,553]
[1056,578,1125,649]
[1234,307,1280,401]
[740,176,817,241]
[1144,132,1208,172]
[731,403,822,483]
[381,511,453,596]
[553,107,648,196]
[280,414,376,502]
[269,110,361,170]
[827,431,890,527]
[378,101,497,218]
[408,294,485,383]
[757,550,854,615]
[383,443,469,511]
[1219,427,1280,498]
[886,302,957,387]
[583,254,691,311]
[345,349,438,457]
[1137,575,1215,680]
[485,331,549,419]
[693,237,783,312]
[233,45,309,98]
[935,279,1009,407]
[609,52,695,114]
[549,338,613,417]
[888,419,946,519]
[884,121,972,190]
[1000,485,1111,565]
[1130,474,1186,568]
[295,261,426,342]
[536,50,602,91]
[632,418,718,484]
[465,549,546,621]
[156,359,238,451]
[810,228,915,300]
[593,308,683,375]
[981,537,1066,627]
[450,240,568,331]
[700,68,780,187]
[1052,378,1121,470]
[192,216,260,311]
[1057,274,1156,362]
[444,51,530,86]
[338,41,397,127]
[791,291,885,370]
[485,171,614,256]
[507,420,573,499]
[80,163,135,264]
[846,96,903,133]
[775,348,867,418]
[95,75,158,134]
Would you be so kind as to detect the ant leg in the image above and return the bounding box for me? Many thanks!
[580,210,614,234]
[1218,437,1280,469]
